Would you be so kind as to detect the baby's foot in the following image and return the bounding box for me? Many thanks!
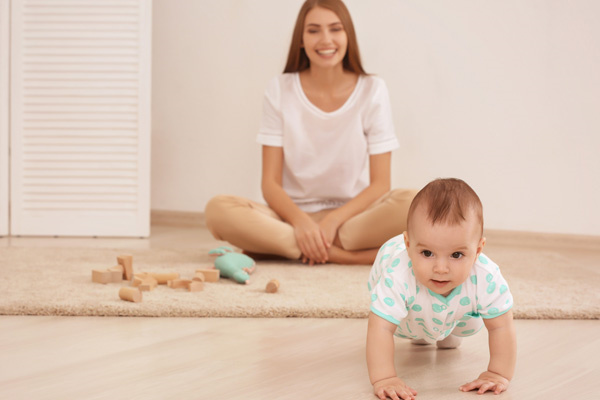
[436,335,462,349]
[411,339,431,346]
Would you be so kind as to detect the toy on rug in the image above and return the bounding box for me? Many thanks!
[119,287,142,303]
[266,279,280,293]
[117,254,134,280]
[92,254,134,284]
[195,268,220,282]
[132,273,158,291]
[209,246,256,284]
[167,278,204,292]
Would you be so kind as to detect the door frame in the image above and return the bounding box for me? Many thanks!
[0,0,9,237]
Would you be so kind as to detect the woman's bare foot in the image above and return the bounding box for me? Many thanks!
[327,245,378,265]
[242,250,288,261]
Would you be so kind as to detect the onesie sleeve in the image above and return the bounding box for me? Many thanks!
[368,240,409,326]
[475,254,514,319]
[363,77,400,155]
[257,76,283,147]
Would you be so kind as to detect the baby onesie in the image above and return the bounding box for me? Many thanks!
[368,234,513,343]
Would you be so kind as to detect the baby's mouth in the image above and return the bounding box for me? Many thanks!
[431,279,450,288]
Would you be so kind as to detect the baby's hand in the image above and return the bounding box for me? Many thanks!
[459,370,510,395]
[373,377,417,400]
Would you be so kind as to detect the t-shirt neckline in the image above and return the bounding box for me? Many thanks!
[293,72,363,117]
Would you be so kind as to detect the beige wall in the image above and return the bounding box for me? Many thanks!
[152,0,600,236]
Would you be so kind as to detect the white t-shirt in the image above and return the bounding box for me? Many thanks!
[257,73,399,212]
[369,234,514,343]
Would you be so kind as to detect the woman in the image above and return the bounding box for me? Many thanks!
[205,0,416,265]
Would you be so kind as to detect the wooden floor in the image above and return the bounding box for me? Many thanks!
[1,225,599,399]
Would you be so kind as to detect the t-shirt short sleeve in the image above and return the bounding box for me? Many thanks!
[475,254,514,319]
[257,77,283,147]
[363,78,399,155]
[368,241,409,326]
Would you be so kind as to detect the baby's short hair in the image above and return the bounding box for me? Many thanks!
[407,178,483,233]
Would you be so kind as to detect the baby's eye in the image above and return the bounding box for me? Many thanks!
[421,250,433,258]
[451,252,464,259]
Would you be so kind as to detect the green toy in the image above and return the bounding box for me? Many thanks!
[209,246,256,284]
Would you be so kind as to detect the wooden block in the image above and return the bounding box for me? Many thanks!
[139,284,152,292]
[148,278,158,290]
[192,272,205,282]
[133,272,150,280]
[119,287,142,303]
[167,279,192,289]
[92,269,113,284]
[188,281,204,292]
[132,276,144,286]
[147,272,180,284]
[108,266,124,282]
[196,268,220,282]
[117,255,133,281]
[266,279,280,293]
[132,274,157,291]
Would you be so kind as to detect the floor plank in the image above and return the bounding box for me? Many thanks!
[1,317,599,399]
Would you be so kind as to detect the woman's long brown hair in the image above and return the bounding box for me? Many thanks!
[283,0,367,75]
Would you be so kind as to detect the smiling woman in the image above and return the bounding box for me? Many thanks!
[284,0,364,75]
[204,0,417,265]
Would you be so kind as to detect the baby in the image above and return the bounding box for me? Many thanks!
[366,178,516,399]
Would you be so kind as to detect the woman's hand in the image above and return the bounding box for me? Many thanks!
[293,215,330,265]
[318,213,342,248]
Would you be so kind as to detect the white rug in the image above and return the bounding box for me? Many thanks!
[0,246,598,319]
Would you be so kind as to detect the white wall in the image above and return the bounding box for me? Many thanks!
[152,0,600,236]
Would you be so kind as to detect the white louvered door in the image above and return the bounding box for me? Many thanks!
[10,0,151,237]
[0,0,8,236]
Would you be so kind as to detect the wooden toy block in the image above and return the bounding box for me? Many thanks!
[192,272,205,282]
[147,278,158,290]
[188,281,204,292]
[146,272,180,284]
[108,266,124,282]
[132,273,158,291]
[117,255,133,281]
[139,283,152,292]
[167,279,192,289]
[132,276,144,286]
[133,272,149,280]
[92,269,114,284]
[119,287,142,303]
[266,279,280,293]
[167,279,203,292]
[196,268,220,282]
[131,272,158,287]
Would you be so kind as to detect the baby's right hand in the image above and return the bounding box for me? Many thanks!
[373,377,417,400]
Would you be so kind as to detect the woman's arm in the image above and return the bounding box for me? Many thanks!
[261,145,329,263]
[319,152,392,245]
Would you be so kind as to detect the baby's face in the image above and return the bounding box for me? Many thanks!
[404,206,485,297]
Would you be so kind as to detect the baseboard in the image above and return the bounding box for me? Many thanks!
[151,210,600,250]
[151,210,205,227]
[484,229,600,250]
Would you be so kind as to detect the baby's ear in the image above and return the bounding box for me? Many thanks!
[477,237,486,255]
[403,231,410,249]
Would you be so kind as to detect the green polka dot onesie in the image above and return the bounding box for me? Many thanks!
[368,234,513,344]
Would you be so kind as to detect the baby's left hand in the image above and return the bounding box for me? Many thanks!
[460,371,510,395]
